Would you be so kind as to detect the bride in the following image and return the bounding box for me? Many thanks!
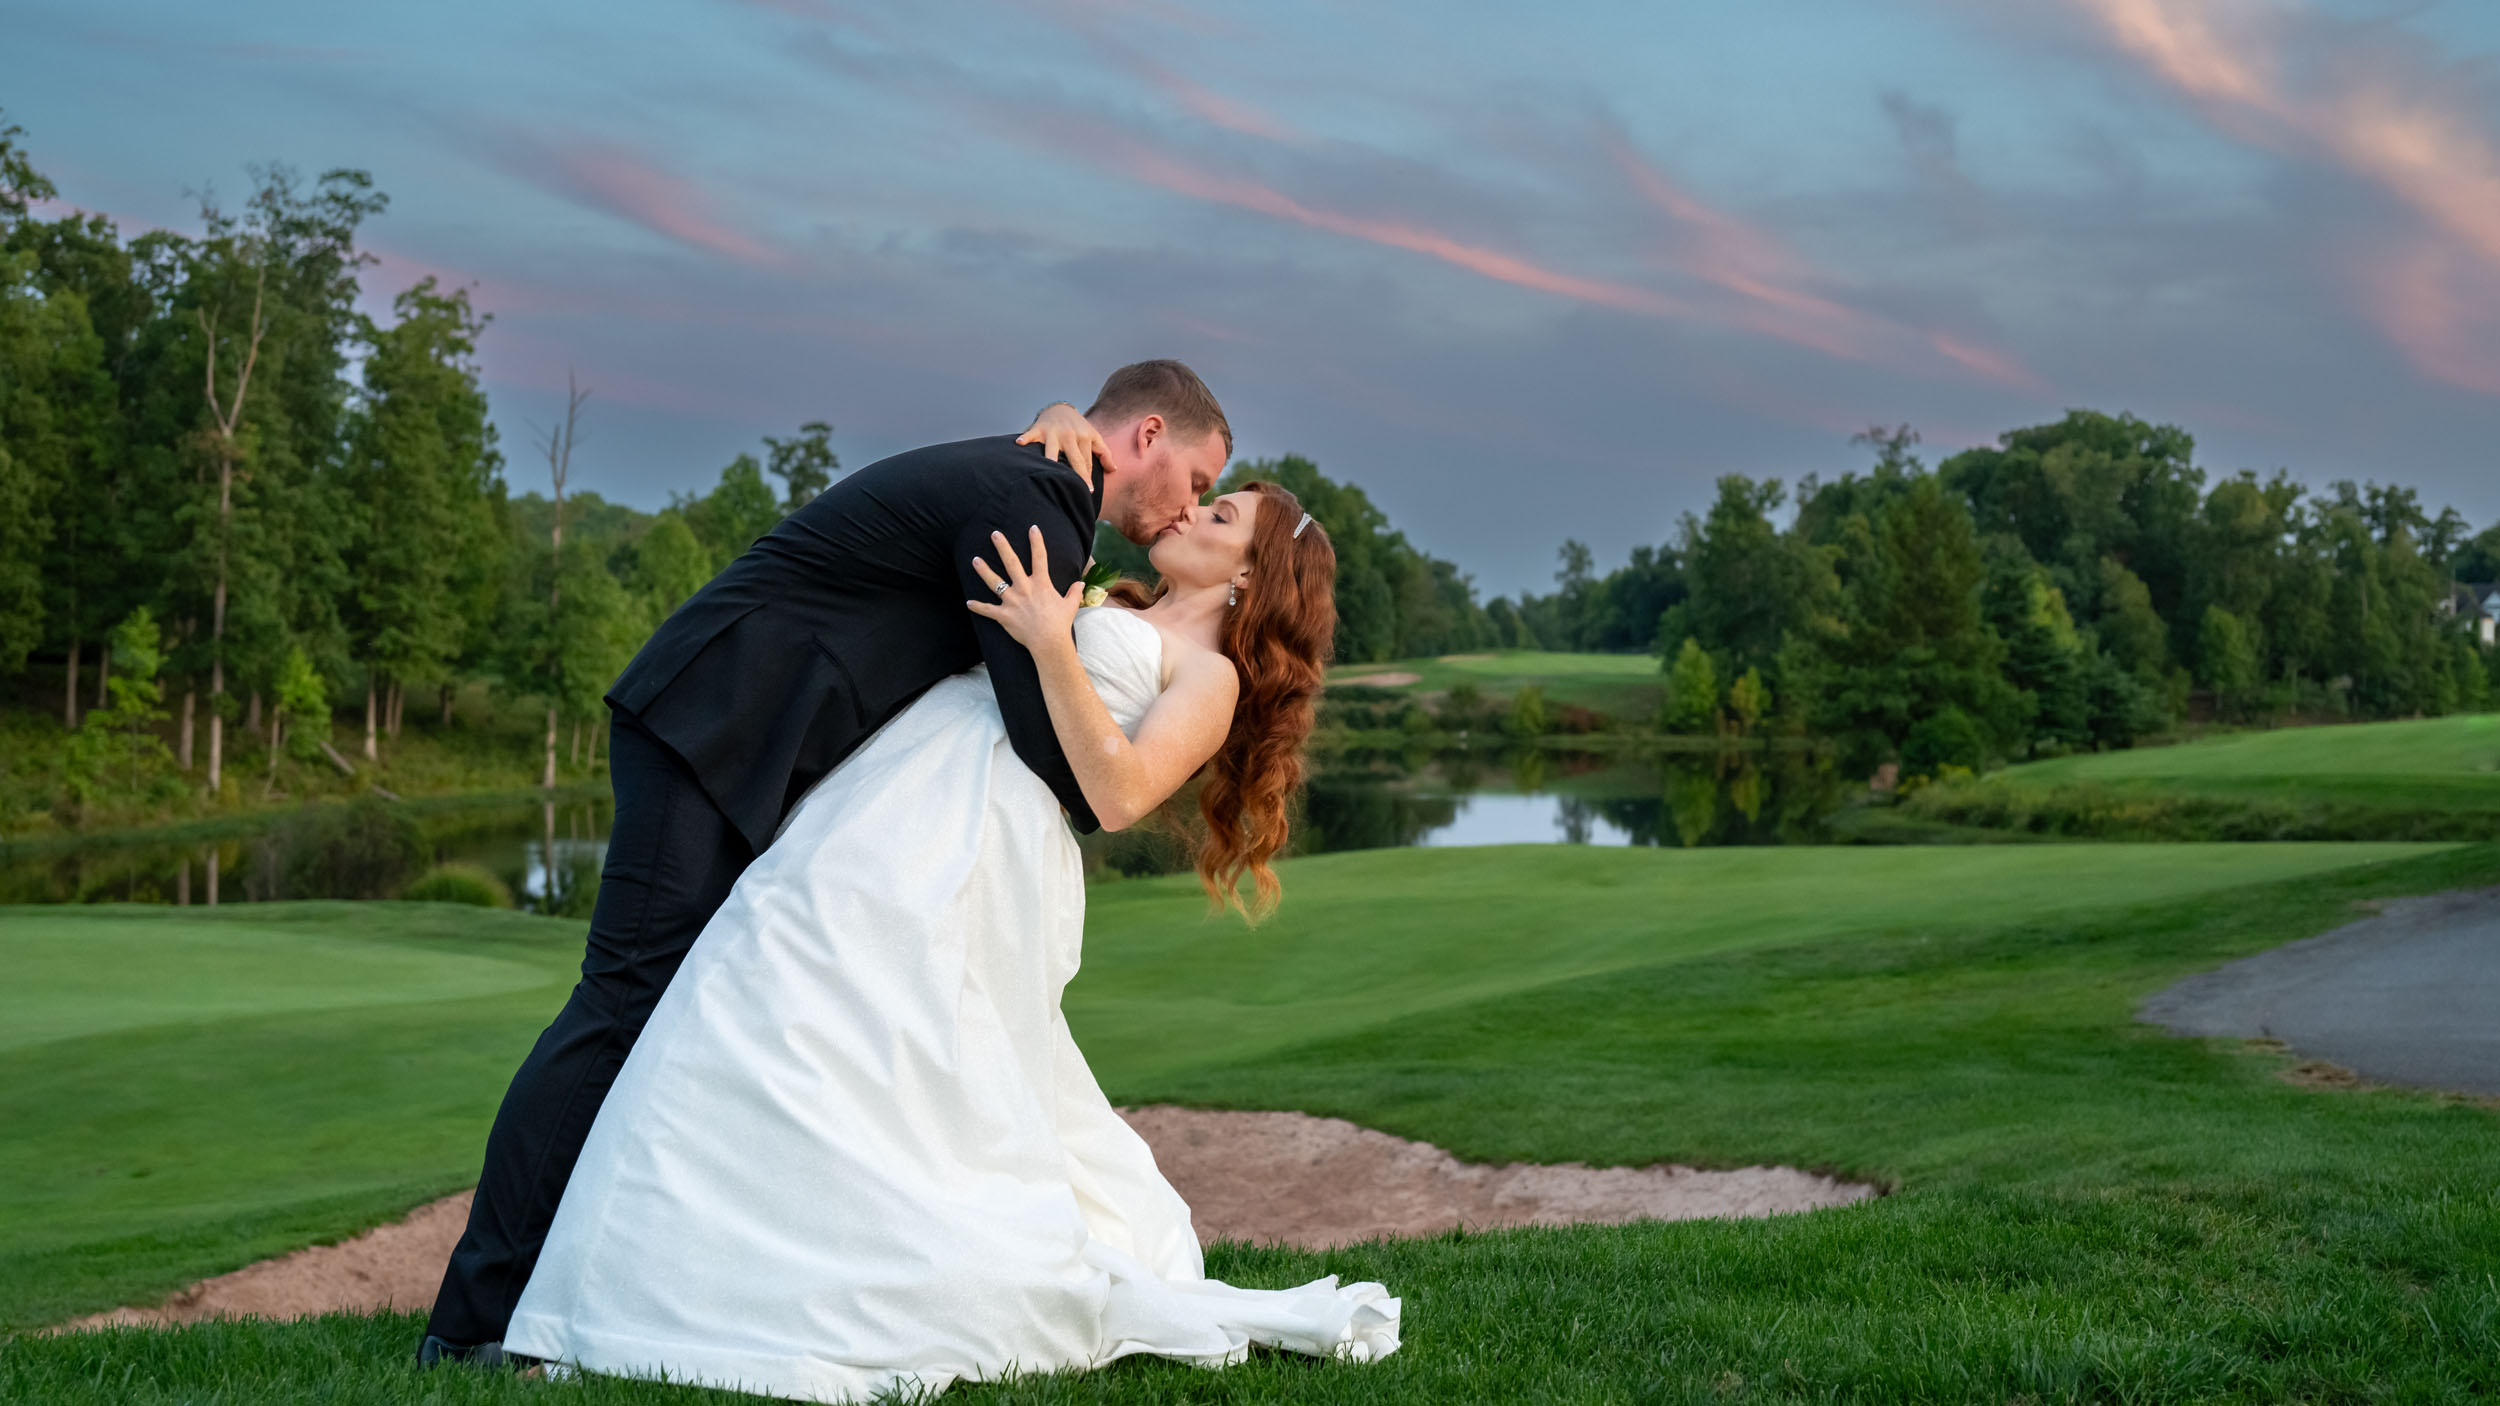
[500,472,1399,1399]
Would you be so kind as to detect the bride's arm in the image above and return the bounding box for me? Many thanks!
[968,527,1235,831]
[1015,402,1108,486]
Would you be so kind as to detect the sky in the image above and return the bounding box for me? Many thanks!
[9,0,2500,596]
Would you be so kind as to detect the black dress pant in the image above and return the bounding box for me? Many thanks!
[424,710,755,1348]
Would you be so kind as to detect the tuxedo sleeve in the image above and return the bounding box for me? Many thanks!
[957,472,1102,834]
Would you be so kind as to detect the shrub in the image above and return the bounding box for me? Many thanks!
[1661,638,1719,734]
[1897,778,2494,842]
[1504,685,1549,738]
[400,862,514,908]
[260,795,424,900]
[1551,703,1607,735]
[1901,707,1985,778]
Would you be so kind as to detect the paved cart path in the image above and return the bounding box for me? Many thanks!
[2142,886,2500,1096]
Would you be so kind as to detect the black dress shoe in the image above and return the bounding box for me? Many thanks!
[418,1335,513,1368]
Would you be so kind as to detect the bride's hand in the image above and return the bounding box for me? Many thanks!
[1015,403,1107,485]
[967,526,1084,655]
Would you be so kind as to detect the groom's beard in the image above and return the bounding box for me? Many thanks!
[1108,497,1184,548]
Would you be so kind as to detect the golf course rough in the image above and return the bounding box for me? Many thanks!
[5,840,2498,1402]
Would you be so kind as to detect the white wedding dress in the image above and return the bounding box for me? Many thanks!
[503,606,1398,1401]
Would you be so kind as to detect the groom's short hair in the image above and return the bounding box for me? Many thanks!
[1086,360,1232,457]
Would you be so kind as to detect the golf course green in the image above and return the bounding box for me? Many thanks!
[1985,713,2500,810]
[1326,650,1665,719]
[7,839,2499,1401]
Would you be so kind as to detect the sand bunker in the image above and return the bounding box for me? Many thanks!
[62,1106,1874,1329]
[1332,671,1422,687]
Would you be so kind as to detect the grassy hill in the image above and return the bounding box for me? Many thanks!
[1904,715,2500,840]
[8,840,2500,1402]
[1324,649,1665,736]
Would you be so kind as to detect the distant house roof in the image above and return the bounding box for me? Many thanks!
[2445,582,2500,619]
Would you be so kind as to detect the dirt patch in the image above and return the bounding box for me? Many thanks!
[60,1106,1875,1329]
[1436,653,1497,663]
[1332,671,1422,688]
[62,1193,474,1329]
[1129,1106,1877,1247]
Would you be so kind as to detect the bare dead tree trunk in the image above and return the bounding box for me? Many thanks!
[178,687,195,771]
[389,680,404,738]
[203,844,219,907]
[96,645,109,710]
[244,689,261,738]
[541,799,557,912]
[538,372,589,793]
[63,639,80,729]
[176,860,190,907]
[440,681,455,726]
[364,673,379,762]
[570,716,583,768]
[199,261,267,800]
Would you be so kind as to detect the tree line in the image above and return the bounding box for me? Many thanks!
[7,116,2496,824]
[1511,420,2500,772]
[0,121,843,816]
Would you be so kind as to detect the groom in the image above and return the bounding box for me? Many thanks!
[422,360,1234,1364]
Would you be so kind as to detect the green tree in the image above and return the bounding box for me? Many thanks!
[1789,473,2019,772]
[346,277,497,752]
[1660,475,1812,679]
[2197,605,2259,720]
[676,453,784,571]
[631,510,713,622]
[763,420,839,510]
[1985,550,2091,753]
[1661,637,1720,734]
[270,641,329,764]
[1726,666,1770,737]
[62,606,171,813]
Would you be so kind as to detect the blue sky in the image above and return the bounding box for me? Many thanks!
[11,0,2500,595]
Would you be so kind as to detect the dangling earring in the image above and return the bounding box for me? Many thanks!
[1227,582,1239,608]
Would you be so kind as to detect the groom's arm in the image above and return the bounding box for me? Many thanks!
[957,471,1102,834]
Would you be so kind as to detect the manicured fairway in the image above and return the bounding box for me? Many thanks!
[1326,649,1662,717]
[1071,842,2458,1079]
[1994,713,2500,812]
[7,840,2499,1402]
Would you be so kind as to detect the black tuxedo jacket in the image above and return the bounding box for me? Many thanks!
[607,435,1103,852]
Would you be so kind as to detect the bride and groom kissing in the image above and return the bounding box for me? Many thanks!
[417,359,1402,1399]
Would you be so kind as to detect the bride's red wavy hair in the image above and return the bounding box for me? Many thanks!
[1107,481,1335,921]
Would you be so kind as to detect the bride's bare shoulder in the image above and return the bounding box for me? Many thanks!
[1151,629,1236,696]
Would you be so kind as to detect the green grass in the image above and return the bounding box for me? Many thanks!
[8,842,2500,1401]
[1904,715,2500,842]
[1995,713,2500,810]
[1326,649,1663,718]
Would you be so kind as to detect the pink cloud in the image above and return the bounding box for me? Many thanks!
[533,139,790,272]
[2362,242,2500,396]
[1121,148,1692,320]
[1604,128,2040,389]
[2068,0,2500,393]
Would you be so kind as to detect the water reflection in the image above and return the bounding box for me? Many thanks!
[1,746,1845,904]
[0,796,612,914]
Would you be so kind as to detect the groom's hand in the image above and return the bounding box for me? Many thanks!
[1015,403,1107,488]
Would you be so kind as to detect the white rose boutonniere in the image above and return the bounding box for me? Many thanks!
[1079,560,1118,609]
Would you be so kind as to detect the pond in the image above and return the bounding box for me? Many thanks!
[0,747,1847,908]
